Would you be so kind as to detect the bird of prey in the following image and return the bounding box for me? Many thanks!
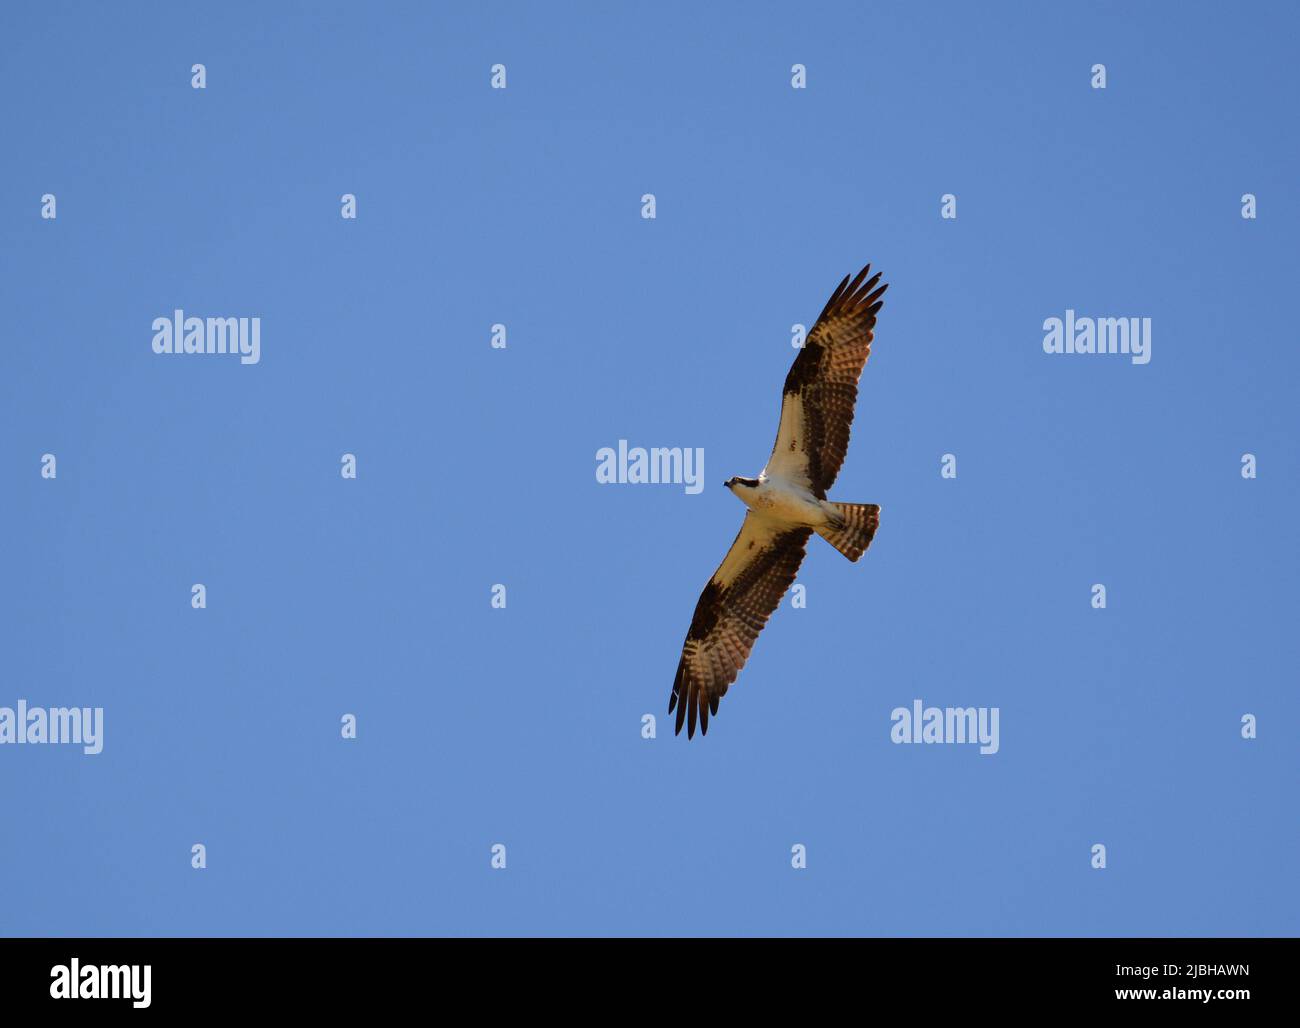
[669,263,888,738]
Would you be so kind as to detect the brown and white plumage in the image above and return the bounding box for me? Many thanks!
[670,518,812,737]
[670,263,887,738]
[767,264,887,497]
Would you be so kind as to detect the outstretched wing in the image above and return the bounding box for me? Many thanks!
[669,515,812,738]
[765,264,888,497]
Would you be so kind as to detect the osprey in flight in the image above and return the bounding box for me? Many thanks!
[669,263,888,738]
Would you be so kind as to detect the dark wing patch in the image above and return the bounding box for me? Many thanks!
[778,264,887,497]
[669,519,811,738]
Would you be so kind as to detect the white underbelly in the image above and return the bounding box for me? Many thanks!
[749,478,828,527]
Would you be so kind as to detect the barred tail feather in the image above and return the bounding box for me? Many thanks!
[815,502,879,562]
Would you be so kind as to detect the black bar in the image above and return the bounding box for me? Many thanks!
[0,937,1286,1013]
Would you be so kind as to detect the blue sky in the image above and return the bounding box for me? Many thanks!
[2,1,1297,936]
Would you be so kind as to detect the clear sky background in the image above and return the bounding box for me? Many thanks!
[2,1,1297,936]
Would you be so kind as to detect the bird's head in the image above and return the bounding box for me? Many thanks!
[725,476,760,493]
